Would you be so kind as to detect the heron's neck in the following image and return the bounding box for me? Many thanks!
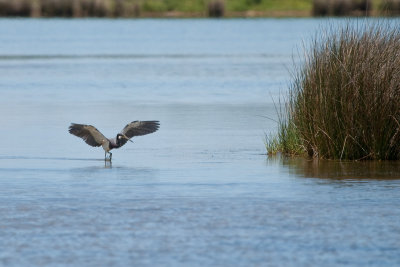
[108,138,120,149]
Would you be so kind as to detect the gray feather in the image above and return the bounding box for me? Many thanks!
[121,121,160,138]
[68,123,107,147]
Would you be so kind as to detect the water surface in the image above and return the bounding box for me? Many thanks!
[0,18,399,266]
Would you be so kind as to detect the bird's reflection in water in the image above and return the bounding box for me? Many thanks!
[104,161,112,169]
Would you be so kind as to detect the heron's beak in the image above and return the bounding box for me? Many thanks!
[122,135,133,143]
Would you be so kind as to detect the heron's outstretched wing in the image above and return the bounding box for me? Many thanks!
[69,123,108,147]
[121,121,160,138]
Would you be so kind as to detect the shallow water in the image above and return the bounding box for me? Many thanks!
[0,18,399,266]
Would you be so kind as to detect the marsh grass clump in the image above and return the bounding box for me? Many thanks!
[379,0,400,16]
[41,0,73,17]
[312,0,371,16]
[0,0,31,16]
[267,23,400,160]
[208,0,225,17]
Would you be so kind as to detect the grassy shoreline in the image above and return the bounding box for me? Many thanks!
[0,0,397,18]
[267,22,400,160]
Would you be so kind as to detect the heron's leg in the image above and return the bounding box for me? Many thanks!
[105,151,107,161]
[109,152,112,161]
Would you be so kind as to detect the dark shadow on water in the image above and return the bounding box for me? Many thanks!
[0,155,104,161]
[69,165,158,179]
[270,156,400,180]
[0,155,120,173]
[0,53,276,61]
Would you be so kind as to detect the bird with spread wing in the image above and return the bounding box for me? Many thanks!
[69,121,159,161]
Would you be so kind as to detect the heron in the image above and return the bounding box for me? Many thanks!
[68,121,159,161]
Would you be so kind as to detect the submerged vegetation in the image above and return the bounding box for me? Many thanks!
[267,22,400,160]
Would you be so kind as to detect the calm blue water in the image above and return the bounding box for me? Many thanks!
[0,18,399,266]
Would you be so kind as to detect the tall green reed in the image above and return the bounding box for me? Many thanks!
[267,22,400,160]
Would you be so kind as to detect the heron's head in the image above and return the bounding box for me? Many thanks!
[116,134,133,145]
